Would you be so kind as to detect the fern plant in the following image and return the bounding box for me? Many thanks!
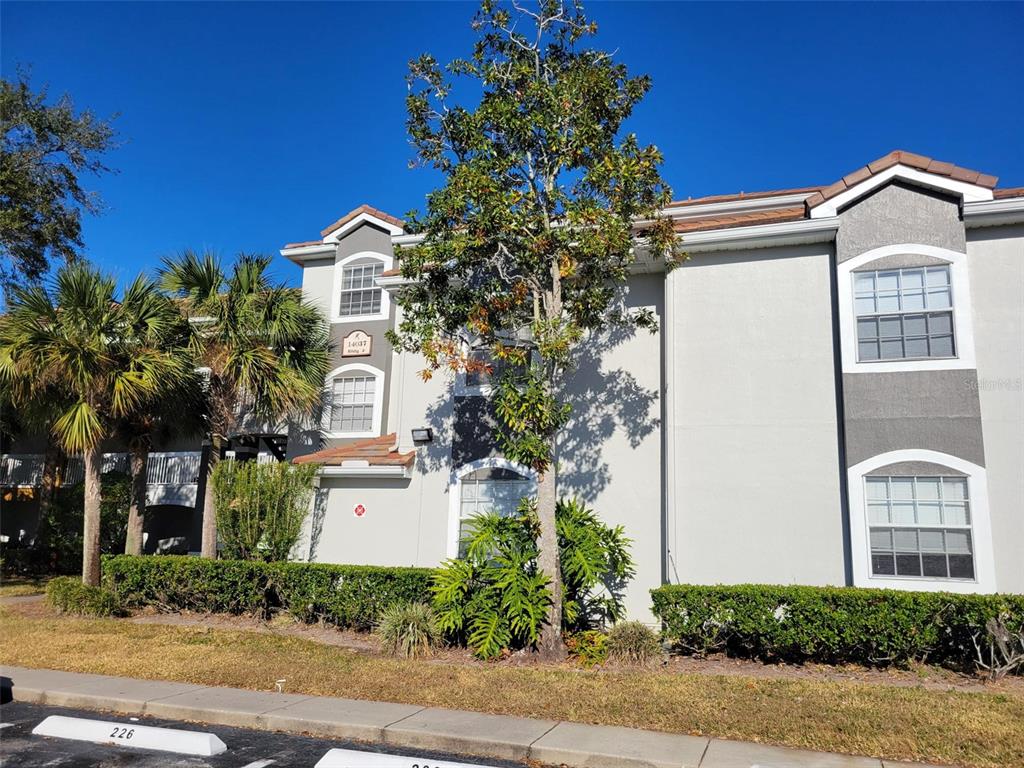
[432,497,634,659]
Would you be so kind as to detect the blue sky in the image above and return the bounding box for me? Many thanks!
[3,1,1022,288]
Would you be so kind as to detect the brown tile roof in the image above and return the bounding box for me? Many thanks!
[994,187,1024,200]
[668,186,823,208]
[380,268,402,277]
[672,206,807,234]
[805,150,999,210]
[320,205,406,238]
[292,433,415,469]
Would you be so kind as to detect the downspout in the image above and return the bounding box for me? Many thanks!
[661,265,676,586]
[827,244,855,585]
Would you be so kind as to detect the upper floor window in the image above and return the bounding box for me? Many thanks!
[866,475,973,580]
[459,345,530,395]
[854,266,955,362]
[323,363,384,437]
[338,261,384,318]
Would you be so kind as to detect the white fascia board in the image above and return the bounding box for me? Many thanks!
[392,232,426,248]
[376,274,414,291]
[324,213,404,243]
[810,164,994,219]
[963,197,1024,228]
[676,216,839,254]
[280,244,337,265]
[317,465,410,478]
[660,192,814,220]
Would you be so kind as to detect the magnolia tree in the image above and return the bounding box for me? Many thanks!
[391,0,677,658]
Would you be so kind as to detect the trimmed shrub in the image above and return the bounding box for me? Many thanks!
[566,630,609,667]
[607,621,662,666]
[212,460,319,562]
[46,576,121,616]
[376,602,441,658]
[651,584,1024,671]
[102,555,435,630]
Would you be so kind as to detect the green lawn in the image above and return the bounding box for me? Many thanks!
[2,608,1022,767]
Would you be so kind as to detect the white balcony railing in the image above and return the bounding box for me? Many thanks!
[1,451,203,507]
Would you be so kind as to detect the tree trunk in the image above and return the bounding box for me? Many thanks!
[38,440,63,525]
[535,465,566,660]
[200,438,220,558]
[81,446,103,586]
[124,447,148,556]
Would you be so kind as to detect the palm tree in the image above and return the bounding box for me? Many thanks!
[0,262,190,584]
[113,279,206,556]
[159,251,329,558]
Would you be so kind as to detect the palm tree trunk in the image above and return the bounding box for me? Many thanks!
[81,446,103,586]
[535,466,565,660]
[200,437,220,558]
[38,439,63,525]
[125,447,148,555]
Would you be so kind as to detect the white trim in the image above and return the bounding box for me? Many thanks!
[675,216,840,254]
[323,212,404,243]
[331,251,393,324]
[446,458,538,558]
[322,363,385,439]
[838,243,976,373]
[317,465,410,479]
[810,164,993,219]
[848,449,997,593]
[280,243,337,264]
[963,197,1024,229]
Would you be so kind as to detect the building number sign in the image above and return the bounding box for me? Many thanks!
[342,330,372,357]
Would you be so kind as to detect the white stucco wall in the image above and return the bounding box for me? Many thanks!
[967,223,1024,593]
[666,243,846,586]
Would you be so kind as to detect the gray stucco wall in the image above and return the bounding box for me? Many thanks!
[835,181,965,263]
[666,243,845,587]
[967,223,1024,593]
[843,370,985,466]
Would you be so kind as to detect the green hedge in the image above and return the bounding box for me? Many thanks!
[651,584,1024,670]
[102,555,436,631]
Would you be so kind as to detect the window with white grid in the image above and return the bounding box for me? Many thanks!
[854,266,955,361]
[329,375,376,433]
[458,467,534,552]
[866,476,974,580]
[338,261,384,317]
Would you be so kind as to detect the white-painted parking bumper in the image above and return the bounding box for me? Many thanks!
[31,714,228,756]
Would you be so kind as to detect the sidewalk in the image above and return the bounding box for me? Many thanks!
[0,665,941,768]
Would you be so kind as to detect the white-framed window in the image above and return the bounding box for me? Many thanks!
[446,458,537,557]
[837,244,976,374]
[866,475,974,580]
[847,449,996,593]
[330,252,392,323]
[456,345,531,396]
[854,266,955,361]
[322,363,384,438]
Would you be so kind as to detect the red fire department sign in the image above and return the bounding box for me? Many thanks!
[353,503,366,518]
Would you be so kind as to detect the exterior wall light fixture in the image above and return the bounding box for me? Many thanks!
[411,427,433,443]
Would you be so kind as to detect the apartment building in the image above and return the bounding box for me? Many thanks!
[3,150,1021,619]
[280,150,1024,618]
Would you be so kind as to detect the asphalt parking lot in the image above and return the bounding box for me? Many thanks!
[0,702,523,768]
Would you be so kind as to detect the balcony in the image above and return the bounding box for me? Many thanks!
[0,451,203,508]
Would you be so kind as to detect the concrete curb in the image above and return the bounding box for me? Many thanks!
[0,666,942,768]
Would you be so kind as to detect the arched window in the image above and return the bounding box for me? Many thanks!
[322,363,384,438]
[848,450,996,592]
[331,252,392,323]
[447,459,537,557]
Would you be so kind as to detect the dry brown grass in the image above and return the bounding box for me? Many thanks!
[0,576,51,597]
[2,609,1022,768]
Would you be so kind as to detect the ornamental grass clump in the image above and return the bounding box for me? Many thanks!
[377,602,442,658]
[607,621,663,666]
